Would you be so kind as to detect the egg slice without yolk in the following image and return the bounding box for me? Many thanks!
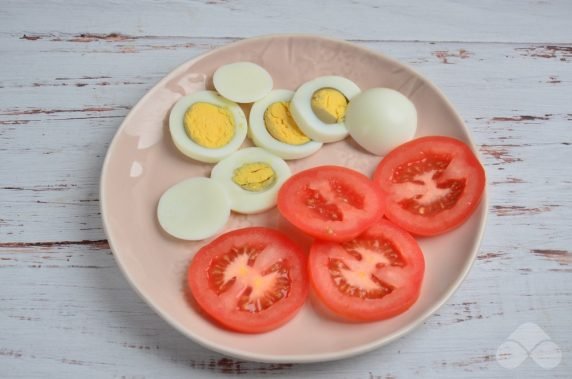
[157,177,231,240]
[213,62,273,103]
[249,90,323,160]
[210,147,292,214]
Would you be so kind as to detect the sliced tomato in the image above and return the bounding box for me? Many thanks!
[187,227,308,333]
[309,219,424,321]
[277,165,384,242]
[373,136,485,236]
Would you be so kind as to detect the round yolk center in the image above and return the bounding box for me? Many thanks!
[264,101,310,145]
[311,88,348,124]
[184,102,235,148]
[232,162,276,192]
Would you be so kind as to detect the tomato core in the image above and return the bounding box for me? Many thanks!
[328,238,406,299]
[208,246,291,313]
[392,153,466,216]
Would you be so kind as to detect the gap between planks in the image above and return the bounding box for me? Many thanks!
[10,32,572,47]
[0,240,109,249]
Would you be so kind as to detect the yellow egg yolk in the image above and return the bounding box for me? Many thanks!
[232,162,276,192]
[311,88,348,124]
[184,102,235,148]
[264,101,310,145]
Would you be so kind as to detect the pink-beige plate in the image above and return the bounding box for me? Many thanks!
[100,35,488,363]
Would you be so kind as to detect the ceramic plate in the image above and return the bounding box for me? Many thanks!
[100,35,487,363]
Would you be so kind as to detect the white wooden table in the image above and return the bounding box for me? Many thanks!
[1,1,571,377]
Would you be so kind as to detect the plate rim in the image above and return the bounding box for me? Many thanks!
[99,33,489,363]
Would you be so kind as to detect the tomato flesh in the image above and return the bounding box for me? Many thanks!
[208,246,290,312]
[309,219,425,321]
[373,136,485,236]
[188,227,309,333]
[278,165,385,242]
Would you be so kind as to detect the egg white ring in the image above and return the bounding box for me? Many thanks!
[157,177,231,241]
[210,147,292,214]
[249,90,323,160]
[169,90,247,163]
[290,76,361,143]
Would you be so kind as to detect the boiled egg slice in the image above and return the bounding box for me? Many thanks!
[345,88,417,155]
[211,147,291,214]
[290,76,360,143]
[249,90,323,160]
[169,90,247,163]
[157,177,231,240]
[213,62,273,103]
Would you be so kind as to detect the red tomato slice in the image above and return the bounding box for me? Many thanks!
[277,165,385,242]
[309,219,425,321]
[187,227,309,333]
[373,136,485,236]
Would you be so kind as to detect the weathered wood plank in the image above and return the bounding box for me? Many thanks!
[1,0,571,43]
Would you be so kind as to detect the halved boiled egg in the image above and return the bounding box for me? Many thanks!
[211,147,291,214]
[290,76,360,143]
[213,62,273,103]
[249,90,323,160]
[345,88,417,156]
[169,91,247,163]
[157,177,230,240]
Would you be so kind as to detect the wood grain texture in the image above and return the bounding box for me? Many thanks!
[1,1,571,378]
[2,0,572,43]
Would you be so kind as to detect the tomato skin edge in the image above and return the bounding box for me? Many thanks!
[311,279,422,322]
[308,219,425,322]
[373,136,486,237]
[187,227,309,334]
[277,165,386,243]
